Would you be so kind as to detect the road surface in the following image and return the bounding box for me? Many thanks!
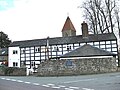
[0,72,120,90]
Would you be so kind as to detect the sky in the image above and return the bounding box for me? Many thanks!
[0,0,84,41]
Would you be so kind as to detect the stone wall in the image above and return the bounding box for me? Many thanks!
[37,57,117,76]
[0,67,26,76]
[0,66,4,75]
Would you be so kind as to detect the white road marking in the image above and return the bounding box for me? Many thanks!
[69,86,79,89]
[33,83,40,86]
[83,88,94,90]
[1,78,5,80]
[6,78,11,81]
[42,84,50,87]
[0,77,95,90]
[65,88,74,90]
[17,80,23,83]
[24,82,31,84]
[11,79,17,82]
[1,77,42,87]
[52,86,61,89]
[47,83,61,89]
[47,83,55,86]
[63,78,97,84]
[42,84,66,89]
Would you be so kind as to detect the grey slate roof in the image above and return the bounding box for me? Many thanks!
[60,44,116,58]
[9,33,117,47]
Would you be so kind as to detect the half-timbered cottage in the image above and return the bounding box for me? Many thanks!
[8,16,119,72]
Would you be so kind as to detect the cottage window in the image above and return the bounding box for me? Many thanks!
[53,46,59,51]
[13,50,18,54]
[31,62,34,66]
[35,47,40,52]
[13,62,18,67]
[21,48,25,53]
[22,50,25,53]
[67,46,71,51]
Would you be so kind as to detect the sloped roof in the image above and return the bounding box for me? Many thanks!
[62,16,76,32]
[9,33,117,47]
[61,44,116,58]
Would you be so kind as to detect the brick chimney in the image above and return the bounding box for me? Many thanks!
[81,21,88,38]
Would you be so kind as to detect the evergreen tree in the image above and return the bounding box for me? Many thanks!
[0,31,11,48]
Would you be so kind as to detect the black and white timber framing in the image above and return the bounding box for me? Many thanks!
[9,33,118,69]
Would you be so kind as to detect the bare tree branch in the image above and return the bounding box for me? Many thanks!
[81,0,120,35]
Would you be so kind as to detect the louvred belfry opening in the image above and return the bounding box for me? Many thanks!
[62,16,76,37]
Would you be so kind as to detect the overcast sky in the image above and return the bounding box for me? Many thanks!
[0,0,84,41]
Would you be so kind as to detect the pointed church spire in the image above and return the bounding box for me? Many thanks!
[62,16,76,37]
[62,16,76,32]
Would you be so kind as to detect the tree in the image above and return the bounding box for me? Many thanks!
[81,0,120,36]
[0,31,11,48]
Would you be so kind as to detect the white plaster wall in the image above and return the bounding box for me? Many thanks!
[8,46,20,67]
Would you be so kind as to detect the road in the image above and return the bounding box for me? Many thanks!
[0,72,120,90]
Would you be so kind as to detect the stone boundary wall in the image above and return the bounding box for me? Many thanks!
[117,67,120,72]
[37,57,117,76]
[0,67,26,76]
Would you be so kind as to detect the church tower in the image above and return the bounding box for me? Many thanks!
[62,16,76,37]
